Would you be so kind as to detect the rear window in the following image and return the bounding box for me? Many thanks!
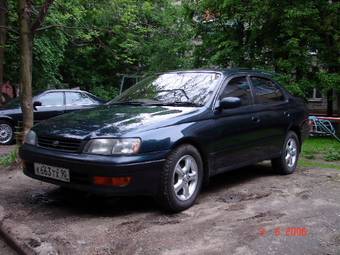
[251,77,285,104]
[66,92,94,105]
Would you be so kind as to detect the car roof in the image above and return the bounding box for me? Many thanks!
[42,89,90,94]
[167,68,274,78]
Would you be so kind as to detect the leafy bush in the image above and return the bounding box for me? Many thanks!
[90,86,119,101]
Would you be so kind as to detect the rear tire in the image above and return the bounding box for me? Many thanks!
[157,144,203,212]
[271,131,300,175]
[0,120,14,145]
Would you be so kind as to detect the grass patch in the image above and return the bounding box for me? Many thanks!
[300,137,340,170]
[0,148,18,167]
[324,149,340,161]
[299,159,340,171]
[302,137,340,162]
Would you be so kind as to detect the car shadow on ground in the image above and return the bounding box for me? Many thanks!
[31,162,277,217]
[204,162,276,194]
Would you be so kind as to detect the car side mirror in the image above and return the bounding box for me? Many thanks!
[33,101,42,110]
[219,97,242,110]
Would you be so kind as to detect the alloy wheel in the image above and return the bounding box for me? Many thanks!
[0,124,13,144]
[172,155,199,201]
[285,138,297,168]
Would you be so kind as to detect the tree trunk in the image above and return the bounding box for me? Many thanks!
[18,0,33,141]
[0,0,7,85]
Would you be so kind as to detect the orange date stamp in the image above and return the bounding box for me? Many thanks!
[259,227,308,237]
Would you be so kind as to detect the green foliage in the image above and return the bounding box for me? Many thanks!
[58,0,193,94]
[299,159,340,171]
[302,137,340,162]
[4,0,194,97]
[0,148,18,168]
[324,149,340,162]
[303,153,315,160]
[3,0,339,100]
[318,72,340,91]
[90,85,119,101]
[184,0,339,97]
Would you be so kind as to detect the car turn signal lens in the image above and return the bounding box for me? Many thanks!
[93,176,132,187]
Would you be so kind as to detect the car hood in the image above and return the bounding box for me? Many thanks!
[33,104,201,139]
[0,107,21,115]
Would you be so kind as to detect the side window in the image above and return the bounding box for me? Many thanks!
[251,77,285,104]
[66,92,94,106]
[38,92,64,106]
[220,76,252,106]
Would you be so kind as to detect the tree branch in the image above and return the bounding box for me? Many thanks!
[35,24,115,34]
[34,24,80,32]
[0,25,19,34]
[31,0,55,33]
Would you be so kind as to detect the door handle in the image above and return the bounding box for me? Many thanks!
[284,111,291,118]
[251,116,261,123]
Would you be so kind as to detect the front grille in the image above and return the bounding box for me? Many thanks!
[37,136,82,152]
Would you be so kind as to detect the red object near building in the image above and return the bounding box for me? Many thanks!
[0,81,16,105]
[1,81,14,98]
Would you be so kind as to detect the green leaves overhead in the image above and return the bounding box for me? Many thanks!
[185,0,339,97]
[3,0,339,100]
[5,0,193,99]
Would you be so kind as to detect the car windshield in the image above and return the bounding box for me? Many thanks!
[110,72,222,107]
[2,90,42,108]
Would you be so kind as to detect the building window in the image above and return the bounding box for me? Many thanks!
[308,88,323,102]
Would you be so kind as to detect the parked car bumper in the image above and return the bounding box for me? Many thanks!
[19,144,169,196]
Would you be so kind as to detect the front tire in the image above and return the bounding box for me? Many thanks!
[272,131,300,175]
[0,120,14,145]
[157,144,203,212]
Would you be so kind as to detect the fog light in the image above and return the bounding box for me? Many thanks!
[93,176,132,187]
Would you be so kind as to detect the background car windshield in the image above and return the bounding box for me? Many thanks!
[112,72,221,106]
[2,90,42,108]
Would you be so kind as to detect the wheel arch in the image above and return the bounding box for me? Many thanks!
[288,125,302,151]
[171,137,211,186]
[0,116,16,127]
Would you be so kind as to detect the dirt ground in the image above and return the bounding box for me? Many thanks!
[0,161,340,255]
[0,236,16,255]
[0,145,16,156]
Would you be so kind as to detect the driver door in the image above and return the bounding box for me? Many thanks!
[211,75,262,173]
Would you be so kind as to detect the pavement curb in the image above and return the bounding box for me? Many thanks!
[0,206,57,255]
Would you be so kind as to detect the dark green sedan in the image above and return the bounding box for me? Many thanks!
[20,69,309,212]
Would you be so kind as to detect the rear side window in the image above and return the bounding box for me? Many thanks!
[66,92,94,105]
[220,76,252,106]
[250,77,285,104]
[38,92,64,106]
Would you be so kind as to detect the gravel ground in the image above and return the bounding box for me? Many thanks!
[0,236,16,255]
[0,163,340,255]
[0,145,18,255]
[0,145,16,156]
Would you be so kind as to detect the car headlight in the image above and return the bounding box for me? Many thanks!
[24,130,37,145]
[83,138,141,155]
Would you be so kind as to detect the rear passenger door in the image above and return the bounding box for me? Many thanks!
[249,76,291,157]
[65,92,98,113]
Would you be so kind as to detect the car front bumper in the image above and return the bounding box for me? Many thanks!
[19,144,169,196]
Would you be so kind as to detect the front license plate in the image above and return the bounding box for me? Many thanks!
[34,163,70,183]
